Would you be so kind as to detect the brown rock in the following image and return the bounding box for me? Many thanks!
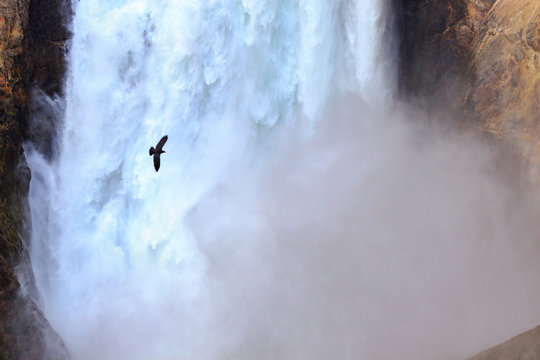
[396,2,540,354]
[0,0,69,358]
[0,0,27,259]
[396,0,540,181]
[468,0,540,180]
[467,325,540,360]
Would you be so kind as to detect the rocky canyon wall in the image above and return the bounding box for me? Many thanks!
[467,325,540,360]
[0,0,68,358]
[396,0,540,356]
[469,0,540,179]
[397,0,540,180]
[396,0,495,112]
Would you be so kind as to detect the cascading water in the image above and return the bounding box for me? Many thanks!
[26,1,385,358]
[24,0,540,359]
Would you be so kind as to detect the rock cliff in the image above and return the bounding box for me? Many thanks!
[469,0,540,179]
[396,0,495,113]
[396,0,540,357]
[398,0,540,179]
[0,0,68,358]
[467,325,540,360]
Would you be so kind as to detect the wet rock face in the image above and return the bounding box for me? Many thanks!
[28,0,69,95]
[396,0,495,111]
[0,0,28,260]
[0,0,69,359]
[0,0,27,206]
[26,0,70,159]
[0,1,35,358]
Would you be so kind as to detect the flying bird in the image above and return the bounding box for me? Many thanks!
[149,135,168,172]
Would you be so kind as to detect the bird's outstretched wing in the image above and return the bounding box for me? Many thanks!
[156,135,168,151]
[154,154,161,172]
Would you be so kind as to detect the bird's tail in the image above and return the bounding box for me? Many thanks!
[149,147,155,156]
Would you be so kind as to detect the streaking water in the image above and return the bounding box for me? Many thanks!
[26,1,388,358]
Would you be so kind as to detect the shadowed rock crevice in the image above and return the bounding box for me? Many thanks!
[394,0,495,117]
[25,0,70,160]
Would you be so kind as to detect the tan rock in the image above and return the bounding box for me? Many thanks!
[467,325,540,360]
[469,0,540,179]
[399,2,540,355]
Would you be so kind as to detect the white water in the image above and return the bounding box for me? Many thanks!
[25,0,540,359]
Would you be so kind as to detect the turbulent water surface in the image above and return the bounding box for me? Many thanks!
[25,1,540,359]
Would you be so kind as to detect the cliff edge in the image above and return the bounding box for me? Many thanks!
[467,325,540,360]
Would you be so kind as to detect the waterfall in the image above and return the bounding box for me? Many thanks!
[26,1,387,358]
[24,0,540,359]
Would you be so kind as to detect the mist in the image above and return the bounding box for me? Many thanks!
[47,95,540,360]
[178,96,540,360]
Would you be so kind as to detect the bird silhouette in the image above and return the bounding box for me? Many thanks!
[149,135,168,172]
